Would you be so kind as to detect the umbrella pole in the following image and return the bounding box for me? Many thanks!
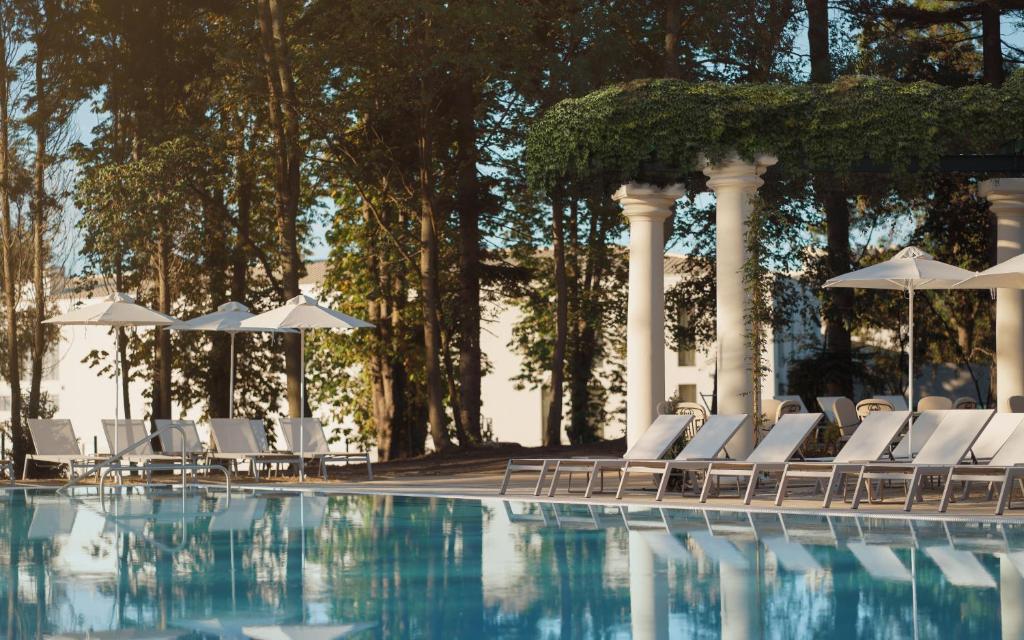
[299,328,305,483]
[229,333,235,419]
[909,289,915,455]
[114,332,119,458]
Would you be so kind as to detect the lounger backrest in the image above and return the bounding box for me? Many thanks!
[676,414,749,460]
[154,419,204,454]
[210,418,261,455]
[251,420,270,452]
[745,413,823,464]
[27,419,80,456]
[101,419,152,454]
[623,414,691,460]
[834,411,911,463]
[914,409,994,466]
[279,417,329,454]
[890,410,947,459]
[969,413,1023,460]
[989,421,1024,466]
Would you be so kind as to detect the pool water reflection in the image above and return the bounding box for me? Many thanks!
[0,489,1020,639]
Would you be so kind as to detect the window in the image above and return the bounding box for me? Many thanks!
[677,310,696,366]
[676,384,697,404]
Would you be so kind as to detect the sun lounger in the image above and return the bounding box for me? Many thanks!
[966,413,1022,462]
[850,409,995,511]
[697,413,824,505]
[24,418,104,479]
[497,414,692,497]
[937,415,1024,514]
[153,419,205,458]
[889,410,948,460]
[615,414,750,500]
[101,419,179,465]
[279,417,373,479]
[208,418,303,480]
[773,410,910,507]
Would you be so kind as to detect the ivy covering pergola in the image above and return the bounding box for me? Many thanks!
[525,71,1024,453]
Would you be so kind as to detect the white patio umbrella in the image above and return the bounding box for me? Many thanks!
[44,292,176,455]
[952,252,1024,289]
[166,301,296,418]
[241,294,373,481]
[824,247,976,451]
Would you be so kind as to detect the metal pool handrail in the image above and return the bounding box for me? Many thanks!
[57,423,190,494]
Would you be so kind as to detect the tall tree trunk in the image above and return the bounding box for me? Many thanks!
[454,78,482,443]
[28,27,47,421]
[418,122,451,452]
[258,0,304,417]
[153,214,173,420]
[663,0,681,77]
[980,2,1003,86]
[807,0,854,396]
[545,200,569,447]
[0,28,24,471]
[114,266,131,420]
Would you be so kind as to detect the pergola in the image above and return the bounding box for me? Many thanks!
[527,73,1024,458]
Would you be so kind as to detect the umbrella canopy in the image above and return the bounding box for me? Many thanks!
[240,294,373,331]
[824,247,975,446]
[823,246,976,291]
[168,301,296,418]
[240,294,372,482]
[44,292,177,456]
[44,292,176,327]
[953,252,1024,289]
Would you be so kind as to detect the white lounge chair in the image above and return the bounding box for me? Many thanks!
[24,418,103,479]
[101,419,179,465]
[966,413,1022,462]
[938,415,1024,514]
[889,410,948,460]
[614,414,750,500]
[208,418,303,480]
[153,419,205,459]
[774,410,911,507]
[698,413,824,505]
[279,417,373,479]
[850,409,995,511]
[497,414,692,497]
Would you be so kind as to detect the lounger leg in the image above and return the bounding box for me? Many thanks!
[996,474,1013,516]
[366,458,373,480]
[822,469,843,509]
[903,469,923,512]
[743,466,759,505]
[547,462,563,497]
[775,465,791,507]
[851,468,868,509]
[655,465,674,502]
[938,469,956,513]
[533,461,551,496]
[699,465,716,503]
[21,458,28,480]
[498,461,515,495]
[616,463,631,500]
[584,463,601,498]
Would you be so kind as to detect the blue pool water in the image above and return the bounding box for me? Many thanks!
[0,489,1020,639]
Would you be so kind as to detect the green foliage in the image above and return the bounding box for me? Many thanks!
[526,71,1024,193]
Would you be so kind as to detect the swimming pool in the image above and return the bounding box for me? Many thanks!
[0,489,1020,639]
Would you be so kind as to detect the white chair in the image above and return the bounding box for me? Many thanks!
[890,410,948,460]
[25,419,102,479]
[954,396,979,409]
[855,398,894,420]
[917,395,953,412]
[938,416,1024,514]
[279,417,373,479]
[208,418,302,480]
[101,419,179,465]
[832,397,860,444]
[154,419,205,458]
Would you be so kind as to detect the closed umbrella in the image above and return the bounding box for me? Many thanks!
[824,247,976,451]
[44,292,177,454]
[167,301,296,418]
[241,294,372,481]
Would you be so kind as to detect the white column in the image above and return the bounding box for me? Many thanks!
[613,182,685,449]
[629,530,669,640]
[980,178,1024,412]
[704,155,777,458]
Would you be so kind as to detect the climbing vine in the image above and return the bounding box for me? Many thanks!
[526,71,1024,194]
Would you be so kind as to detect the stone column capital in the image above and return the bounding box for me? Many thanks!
[980,178,1024,216]
[702,154,778,193]
[612,182,685,221]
